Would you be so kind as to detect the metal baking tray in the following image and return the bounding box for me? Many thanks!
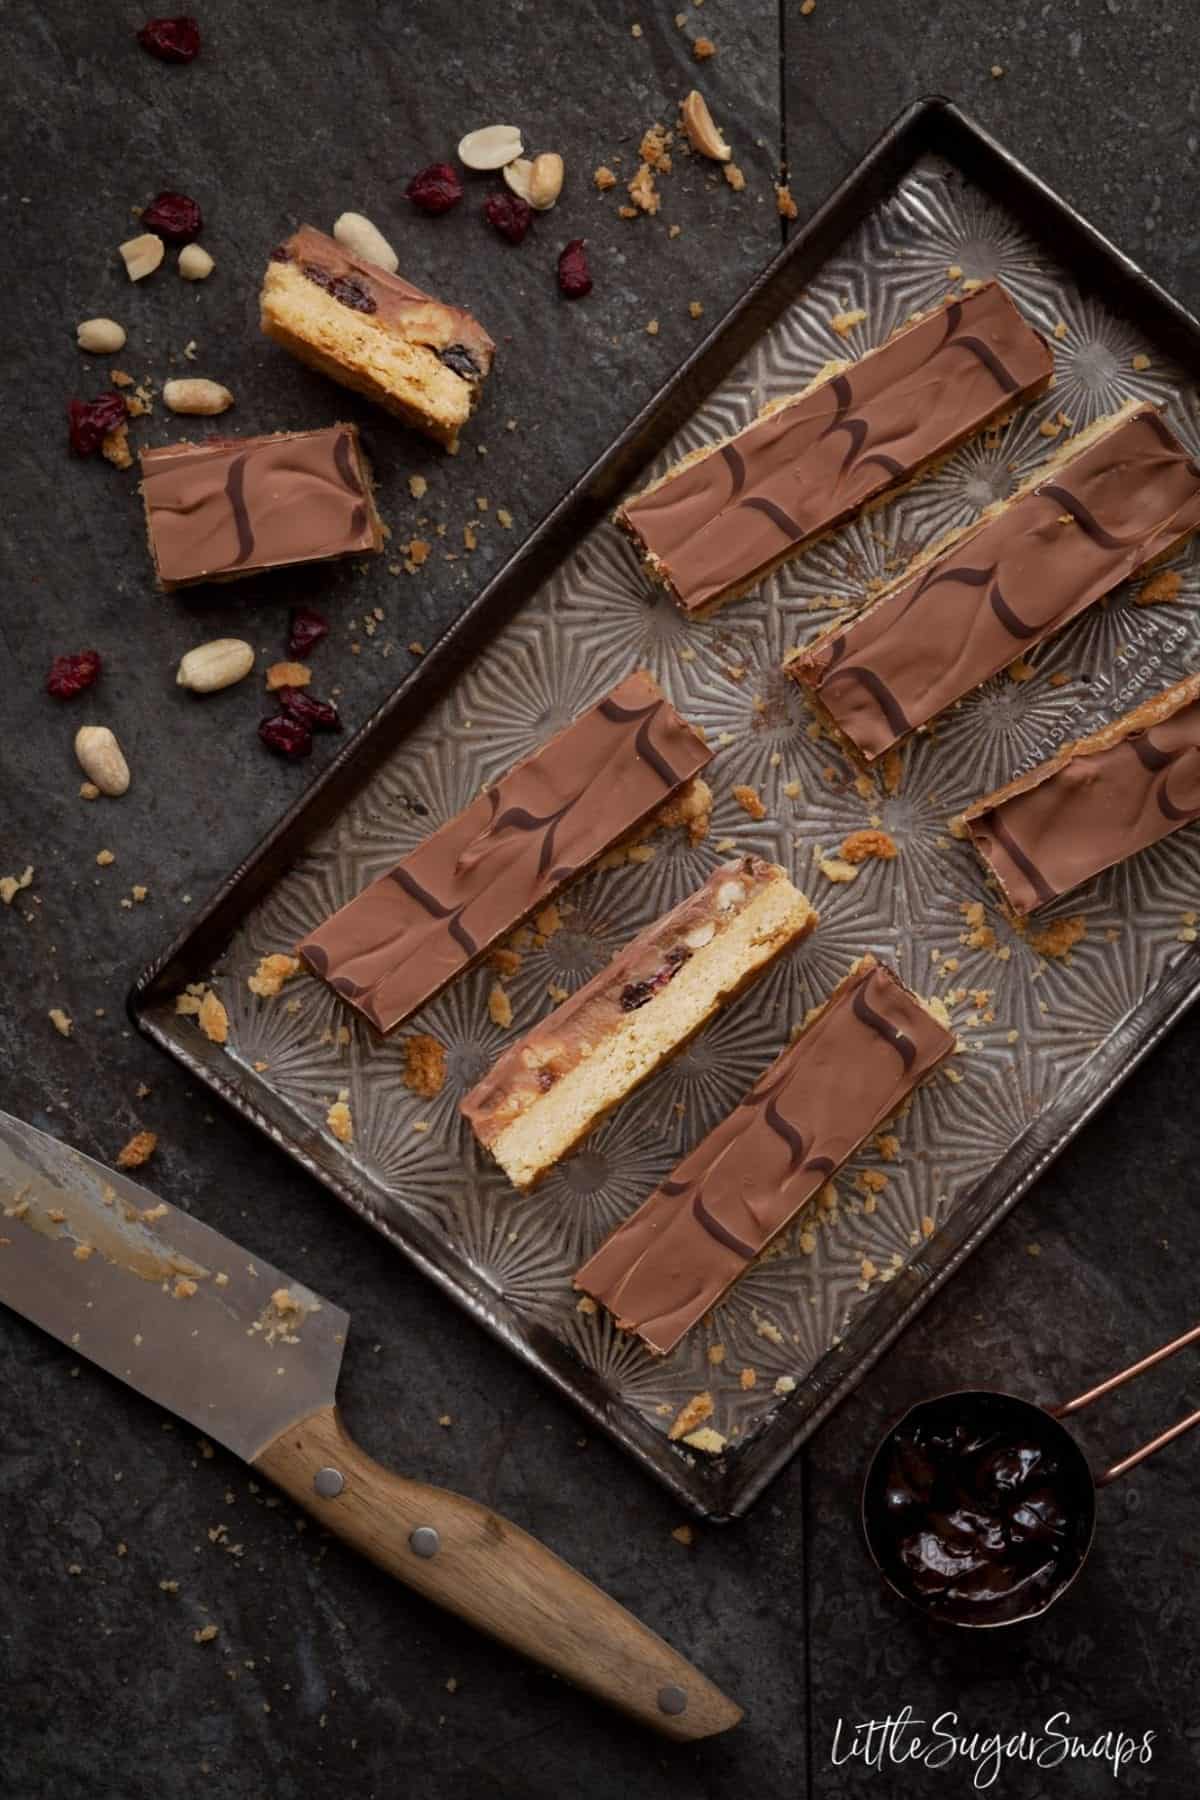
[131,99,1200,1520]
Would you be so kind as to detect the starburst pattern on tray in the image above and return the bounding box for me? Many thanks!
[147,150,1200,1514]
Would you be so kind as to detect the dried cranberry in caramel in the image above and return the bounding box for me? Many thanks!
[47,651,102,699]
[288,606,329,659]
[300,263,376,313]
[620,945,691,1011]
[276,688,342,733]
[439,344,481,381]
[136,15,201,61]
[140,190,203,242]
[259,714,312,760]
[328,275,376,313]
[68,392,128,457]
[484,191,532,245]
[557,238,593,299]
[406,163,463,215]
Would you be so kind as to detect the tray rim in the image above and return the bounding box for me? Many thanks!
[129,95,1200,1521]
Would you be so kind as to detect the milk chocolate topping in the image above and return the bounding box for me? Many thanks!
[791,404,1200,760]
[141,425,378,587]
[274,226,495,374]
[965,670,1200,913]
[299,671,712,1034]
[619,282,1052,613]
[573,960,954,1355]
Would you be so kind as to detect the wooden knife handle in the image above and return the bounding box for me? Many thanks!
[254,1402,742,1740]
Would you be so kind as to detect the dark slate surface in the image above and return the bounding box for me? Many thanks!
[0,2,1197,1797]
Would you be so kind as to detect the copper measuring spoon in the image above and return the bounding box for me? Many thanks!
[861,1322,1200,1627]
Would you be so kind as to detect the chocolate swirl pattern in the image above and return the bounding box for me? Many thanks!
[573,961,954,1355]
[140,424,380,590]
[965,671,1200,914]
[789,403,1200,762]
[618,281,1053,615]
[298,671,713,1034]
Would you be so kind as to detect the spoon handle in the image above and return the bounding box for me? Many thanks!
[1050,1320,1200,1487]
[1051,1320,1200,1419]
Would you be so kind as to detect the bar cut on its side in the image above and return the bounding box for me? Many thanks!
[963,669,1200,914]
[617,280,1053,617]
[785,401,1200,764]
[298,670,713,1036]
[462,858,817,1190]
[140,424,382,591]
[260,226,496,447]
[573,957,955,1357]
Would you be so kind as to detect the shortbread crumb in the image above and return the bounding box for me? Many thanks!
[668,1390,714,1441]
[116,1130,157,1170]
[198,990,229,1044]
[247,953,300,998]
[326,1099,353,1144]
[402,1033,446,1099]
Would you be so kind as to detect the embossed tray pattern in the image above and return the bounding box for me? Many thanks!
[133,107,1200,1518]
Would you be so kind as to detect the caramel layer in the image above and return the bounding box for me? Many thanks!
[964,669,1200,914]
[788,403,1200,761]
[618,282,1052,615]
[573,959,954,1356]
[140,425,380,590]
[298,671,713,1034]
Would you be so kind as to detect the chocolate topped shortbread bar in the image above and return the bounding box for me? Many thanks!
[462,858,817,1190]
[574,958,954,1356]
[963,669,1200,914]
[140,424,382,591]
[299,671,713,1035]
[260,226,495,447]
[618,282,1053,617]
[786,402,1200,764]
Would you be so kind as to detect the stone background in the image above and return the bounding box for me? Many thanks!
[1,3,1197,1795]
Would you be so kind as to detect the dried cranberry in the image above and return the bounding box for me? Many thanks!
[288,606,329,658]
[406,163,463,216]
[259,714,312,760]
[276,687,341,733]
[47,651,102,699]
[557,238,593,299]
[68,392,128,457]
[619,945,691,1011]
[140,190,202,242]
[329,275,376,313]
[439,344,481,381]
[136,15,201,61]
[484,191,532,245]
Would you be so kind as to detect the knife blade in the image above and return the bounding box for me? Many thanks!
[0,1111,741,1740]
[0,1108,348,1462]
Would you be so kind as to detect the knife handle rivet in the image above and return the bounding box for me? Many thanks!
[657,1684,688,1717]
[409,1525,440,1559]
[313,1466,345,1499]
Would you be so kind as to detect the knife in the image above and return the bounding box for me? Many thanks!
[0,1110,741,1739]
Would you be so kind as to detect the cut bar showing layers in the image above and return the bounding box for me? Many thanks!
[963,670,1200,914]
[786,401,1200,763]
[462,858,817,1190]
[298,671,713,1035]
[574,957,954,1357]
[617,282,1052,617]
[260,226,496,447]
[139,424,382,591]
